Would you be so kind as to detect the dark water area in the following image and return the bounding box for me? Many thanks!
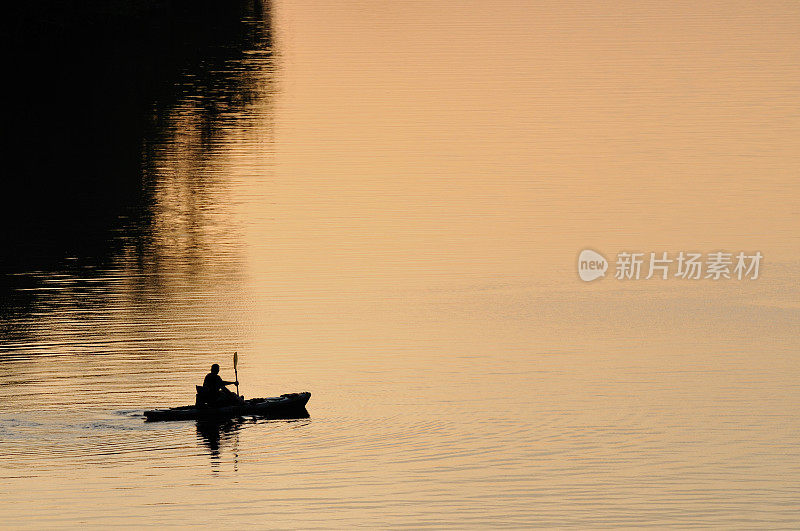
[4,0,271,270]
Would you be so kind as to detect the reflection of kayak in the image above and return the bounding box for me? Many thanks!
[144,392,311,422]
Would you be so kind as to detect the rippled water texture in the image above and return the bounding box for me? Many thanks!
[1,0,799,527]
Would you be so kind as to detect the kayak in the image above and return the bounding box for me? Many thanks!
[144,391,310,422]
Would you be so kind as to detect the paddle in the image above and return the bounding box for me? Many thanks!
[233,351,240,398]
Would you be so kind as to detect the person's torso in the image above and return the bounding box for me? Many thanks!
[203,373,222,390]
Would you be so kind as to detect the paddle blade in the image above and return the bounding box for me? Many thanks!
[233,351,238,370]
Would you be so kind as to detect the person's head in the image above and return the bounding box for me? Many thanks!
[211,363,220,374]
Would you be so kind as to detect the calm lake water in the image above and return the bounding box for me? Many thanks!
[1,0,799,527]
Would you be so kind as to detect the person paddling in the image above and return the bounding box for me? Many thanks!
[199,363,241,406]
